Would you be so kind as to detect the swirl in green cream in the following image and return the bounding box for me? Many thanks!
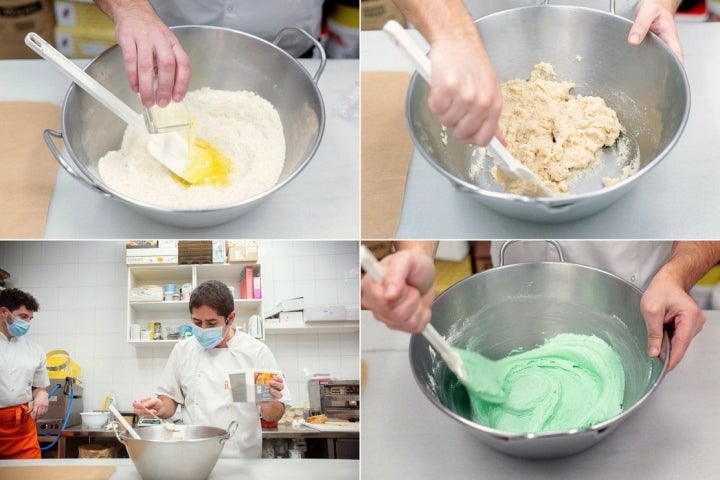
[466,333,625,433]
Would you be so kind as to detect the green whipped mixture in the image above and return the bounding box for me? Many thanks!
[467,333,625,433]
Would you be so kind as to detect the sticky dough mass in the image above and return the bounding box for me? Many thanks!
[465,333,625,433]
[494,62,622,195]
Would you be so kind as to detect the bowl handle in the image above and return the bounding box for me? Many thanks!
[42,129,109,196]
[542,0,616,13]
[111,422,128,446]
[220,420,239,445]
[272,27,327,83]
[499,240,565,266]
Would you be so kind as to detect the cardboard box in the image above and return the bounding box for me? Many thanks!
[265,297,304,318]
[0,0,56,59]
[212,240,227,264]
[178,240,213,265]
[360,0,406,31]
[280,311,304,324]
[228,369,279,403]
[126,240,159,249]
[304,305,347,322]
[227,241,259,263]
[125,247,178,257]
[126,255,179,265]
[53,0,113,29]
[54,24,115,58]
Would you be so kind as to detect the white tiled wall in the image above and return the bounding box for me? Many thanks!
[0,240,359,413]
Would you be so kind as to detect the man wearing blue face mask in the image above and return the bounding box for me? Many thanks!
[0,288,49,459]
[132,280,290,458]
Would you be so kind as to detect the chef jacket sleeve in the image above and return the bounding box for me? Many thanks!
[33,344,50,389]
[156,343,185,405]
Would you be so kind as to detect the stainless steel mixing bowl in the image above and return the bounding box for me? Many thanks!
[117,422,237,480]
[410,243,669,458]
[44,25,326,228]
[405,4,690,222]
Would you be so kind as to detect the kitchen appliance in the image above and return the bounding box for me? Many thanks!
[308,380,360,421]
[410,241,668,459]
[405,3,689,222]
[36,378,83,435]
[43,25,326,228]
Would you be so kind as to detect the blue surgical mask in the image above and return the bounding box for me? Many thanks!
[6,315,30,337]
[192,325,224,349]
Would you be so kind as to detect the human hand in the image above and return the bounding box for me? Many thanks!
[628,0,683,63]
[132,396,163,418]
[112,3,190,107]
[640,270,705,371]
[361,250,436,333]
[30,390,49,419]
[427,35,504,146]
[267,375,285,400]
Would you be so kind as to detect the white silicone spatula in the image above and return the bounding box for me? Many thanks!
[108,404,141,440]
[382,20,554,197]
[359,245,506,403]
[24,32,194,183]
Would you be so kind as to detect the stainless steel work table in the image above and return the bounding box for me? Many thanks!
[361,309,720,479]
[41,423,359,459]
[0,58,358,238]
[361,23,720,238]
[0,458,358,479]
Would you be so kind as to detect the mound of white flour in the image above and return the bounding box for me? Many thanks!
[98,87,285,209]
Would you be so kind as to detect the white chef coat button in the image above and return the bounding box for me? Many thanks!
[226,4,233,12]
[630,275,637,282]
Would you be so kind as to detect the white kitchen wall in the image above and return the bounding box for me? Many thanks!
[0,240,359,414]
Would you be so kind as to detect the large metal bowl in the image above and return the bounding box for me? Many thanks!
[45,25,325,228]
[406,5,690,222]
[117,422,237,480]
[410,243,669,458]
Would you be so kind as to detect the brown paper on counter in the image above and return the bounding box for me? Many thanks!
[0,102,60,238]
[361,72,414,239]
[0,465,116,480]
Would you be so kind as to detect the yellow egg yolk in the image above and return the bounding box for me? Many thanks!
[173,138,232,187]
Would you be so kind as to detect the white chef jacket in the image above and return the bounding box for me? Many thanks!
[490,241,673,290]
[463,1,638,20]
[0,333,49,408]
[156,329,291,458]
[148,0,324,57]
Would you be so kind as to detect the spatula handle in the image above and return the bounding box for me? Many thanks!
[382,20,432,83]
[360,244,467,381]
[421,325,467,382]
[25,32,147,132]
[109,404,141,439]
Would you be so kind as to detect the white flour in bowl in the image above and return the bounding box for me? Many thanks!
[98,87,285,209]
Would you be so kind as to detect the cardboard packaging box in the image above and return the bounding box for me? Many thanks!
[228,369,280,403]
[227,240,259,263]
[54,24,115,58]
[360,0,406,31]
[53,0,113,29]
[0,0,56,59]
[280,311,304,324]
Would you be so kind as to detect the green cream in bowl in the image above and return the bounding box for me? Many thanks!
[410,260,668,459]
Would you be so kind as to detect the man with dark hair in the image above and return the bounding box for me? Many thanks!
[132,280,289,458]
[0,288,49,459]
